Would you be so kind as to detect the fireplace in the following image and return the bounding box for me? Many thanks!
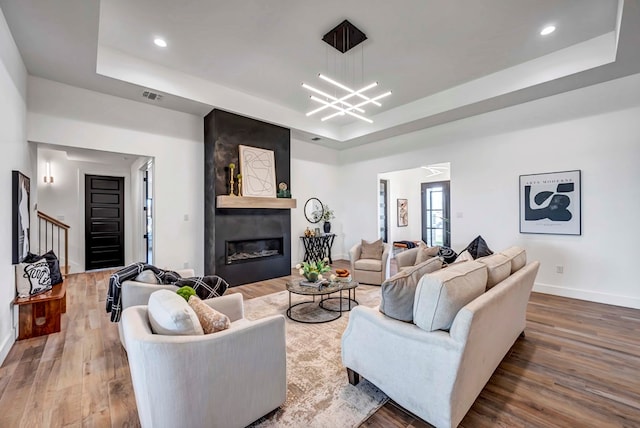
[226,237,284,265]
[204,109,292,286]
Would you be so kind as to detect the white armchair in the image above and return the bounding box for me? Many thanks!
[121,293,287,428]
[349,242,392,285]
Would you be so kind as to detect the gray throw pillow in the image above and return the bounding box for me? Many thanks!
[380,257,443,322]
[360,239,384,259]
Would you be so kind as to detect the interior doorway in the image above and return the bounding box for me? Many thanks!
[379,179,389,242]
[421,181,451,247]
[84,174,125,270]
[142,161,154,265]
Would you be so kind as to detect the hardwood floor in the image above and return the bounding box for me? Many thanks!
[1,261,639,427]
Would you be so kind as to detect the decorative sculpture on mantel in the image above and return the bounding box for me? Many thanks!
[229,163,236,196]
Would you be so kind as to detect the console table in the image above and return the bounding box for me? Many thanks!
[300,234,335,263]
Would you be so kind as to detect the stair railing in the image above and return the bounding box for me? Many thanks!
[37,211,70,275]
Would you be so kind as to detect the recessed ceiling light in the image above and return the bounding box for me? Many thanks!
[154,38,167,48]
[540,25,556,36]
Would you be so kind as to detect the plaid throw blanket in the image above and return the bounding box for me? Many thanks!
[105,263,229,322]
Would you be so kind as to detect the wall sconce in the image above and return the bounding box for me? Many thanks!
[44,162,54,184]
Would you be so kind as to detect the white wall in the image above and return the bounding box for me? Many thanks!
[0,8,31,364]
[36,148,140,272]
[338,72,640,309]
[27,77,205,273]
[290,139,342,263]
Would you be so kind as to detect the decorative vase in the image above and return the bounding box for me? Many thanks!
[304,271,319,282]
[323,221,331,233]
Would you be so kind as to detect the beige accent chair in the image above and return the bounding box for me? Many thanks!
[342,247,539,428]
[121,293,287,428]
[349,242,392,285]
[117,268,195,347]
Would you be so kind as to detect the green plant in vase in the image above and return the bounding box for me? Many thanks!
[296,258,331,282]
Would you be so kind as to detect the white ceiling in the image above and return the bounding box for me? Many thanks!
[2,0,640,149]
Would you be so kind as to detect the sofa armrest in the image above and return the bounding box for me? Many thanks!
[341,305,462,425]
[203,293,244,322]
[395,247,419,270]
[121,281,179,310]
[349,243,362,273]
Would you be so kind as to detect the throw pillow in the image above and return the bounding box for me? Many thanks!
[500,246,527,274]
[188,296,230,334]
[23,250,63,286]
[134,270,159,284]
[476,253,511,290]
[413,261,488,332]
[453,250,474,264]
[414,246,440,265]
[147,289,204,336]
[380,257,443,322]
[15,260,53,297]
[360,239,384,259]
[437,246,458,264]
[462,235,493,259]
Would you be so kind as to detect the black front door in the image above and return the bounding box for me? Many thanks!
[85,174,125,270]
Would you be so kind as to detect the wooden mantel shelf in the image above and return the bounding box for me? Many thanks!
[217,195,297,209]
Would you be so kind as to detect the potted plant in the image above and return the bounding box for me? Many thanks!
[322,205,335,233]
[296,258,331,283]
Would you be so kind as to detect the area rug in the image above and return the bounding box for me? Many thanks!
[244,284,388,428]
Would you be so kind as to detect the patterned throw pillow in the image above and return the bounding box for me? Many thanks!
[360,239,384,259]
[462,235,493,259]
[23,250,63,286]
[437,246,458,264]
[16,260,53,297]
[188,296,230,334]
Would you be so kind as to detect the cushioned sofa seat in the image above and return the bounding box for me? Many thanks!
[354,258,383,272]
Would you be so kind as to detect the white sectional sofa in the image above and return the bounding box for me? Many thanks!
[342,247,539,428]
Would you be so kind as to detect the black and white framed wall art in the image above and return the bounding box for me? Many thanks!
[12,170,31,263]
[519,170,581,235]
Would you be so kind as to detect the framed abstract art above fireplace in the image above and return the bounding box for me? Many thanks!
[519,170,581,235]
[12,170,31,264]
[239,145,276,198]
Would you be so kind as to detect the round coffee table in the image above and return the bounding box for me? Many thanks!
[318,280,359,312]
[286,280,357,323]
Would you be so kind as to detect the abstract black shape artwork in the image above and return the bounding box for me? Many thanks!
[520,170,581,235]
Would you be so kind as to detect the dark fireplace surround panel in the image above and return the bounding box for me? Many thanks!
[204,109,291,286]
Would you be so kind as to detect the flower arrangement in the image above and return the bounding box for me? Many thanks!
[321,205,335,222]
[296,258,331,282]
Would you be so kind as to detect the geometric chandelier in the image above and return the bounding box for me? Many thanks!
[302,19,391,124]
[302,75,391,123]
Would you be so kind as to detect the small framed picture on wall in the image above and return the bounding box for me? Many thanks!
[397,198,408,227]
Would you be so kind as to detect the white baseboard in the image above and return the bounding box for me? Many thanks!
[0,330,15,366]
[533,282,640,310]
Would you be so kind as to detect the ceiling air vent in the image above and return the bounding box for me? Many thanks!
[311,137,322,141]
[142,90,163,101]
